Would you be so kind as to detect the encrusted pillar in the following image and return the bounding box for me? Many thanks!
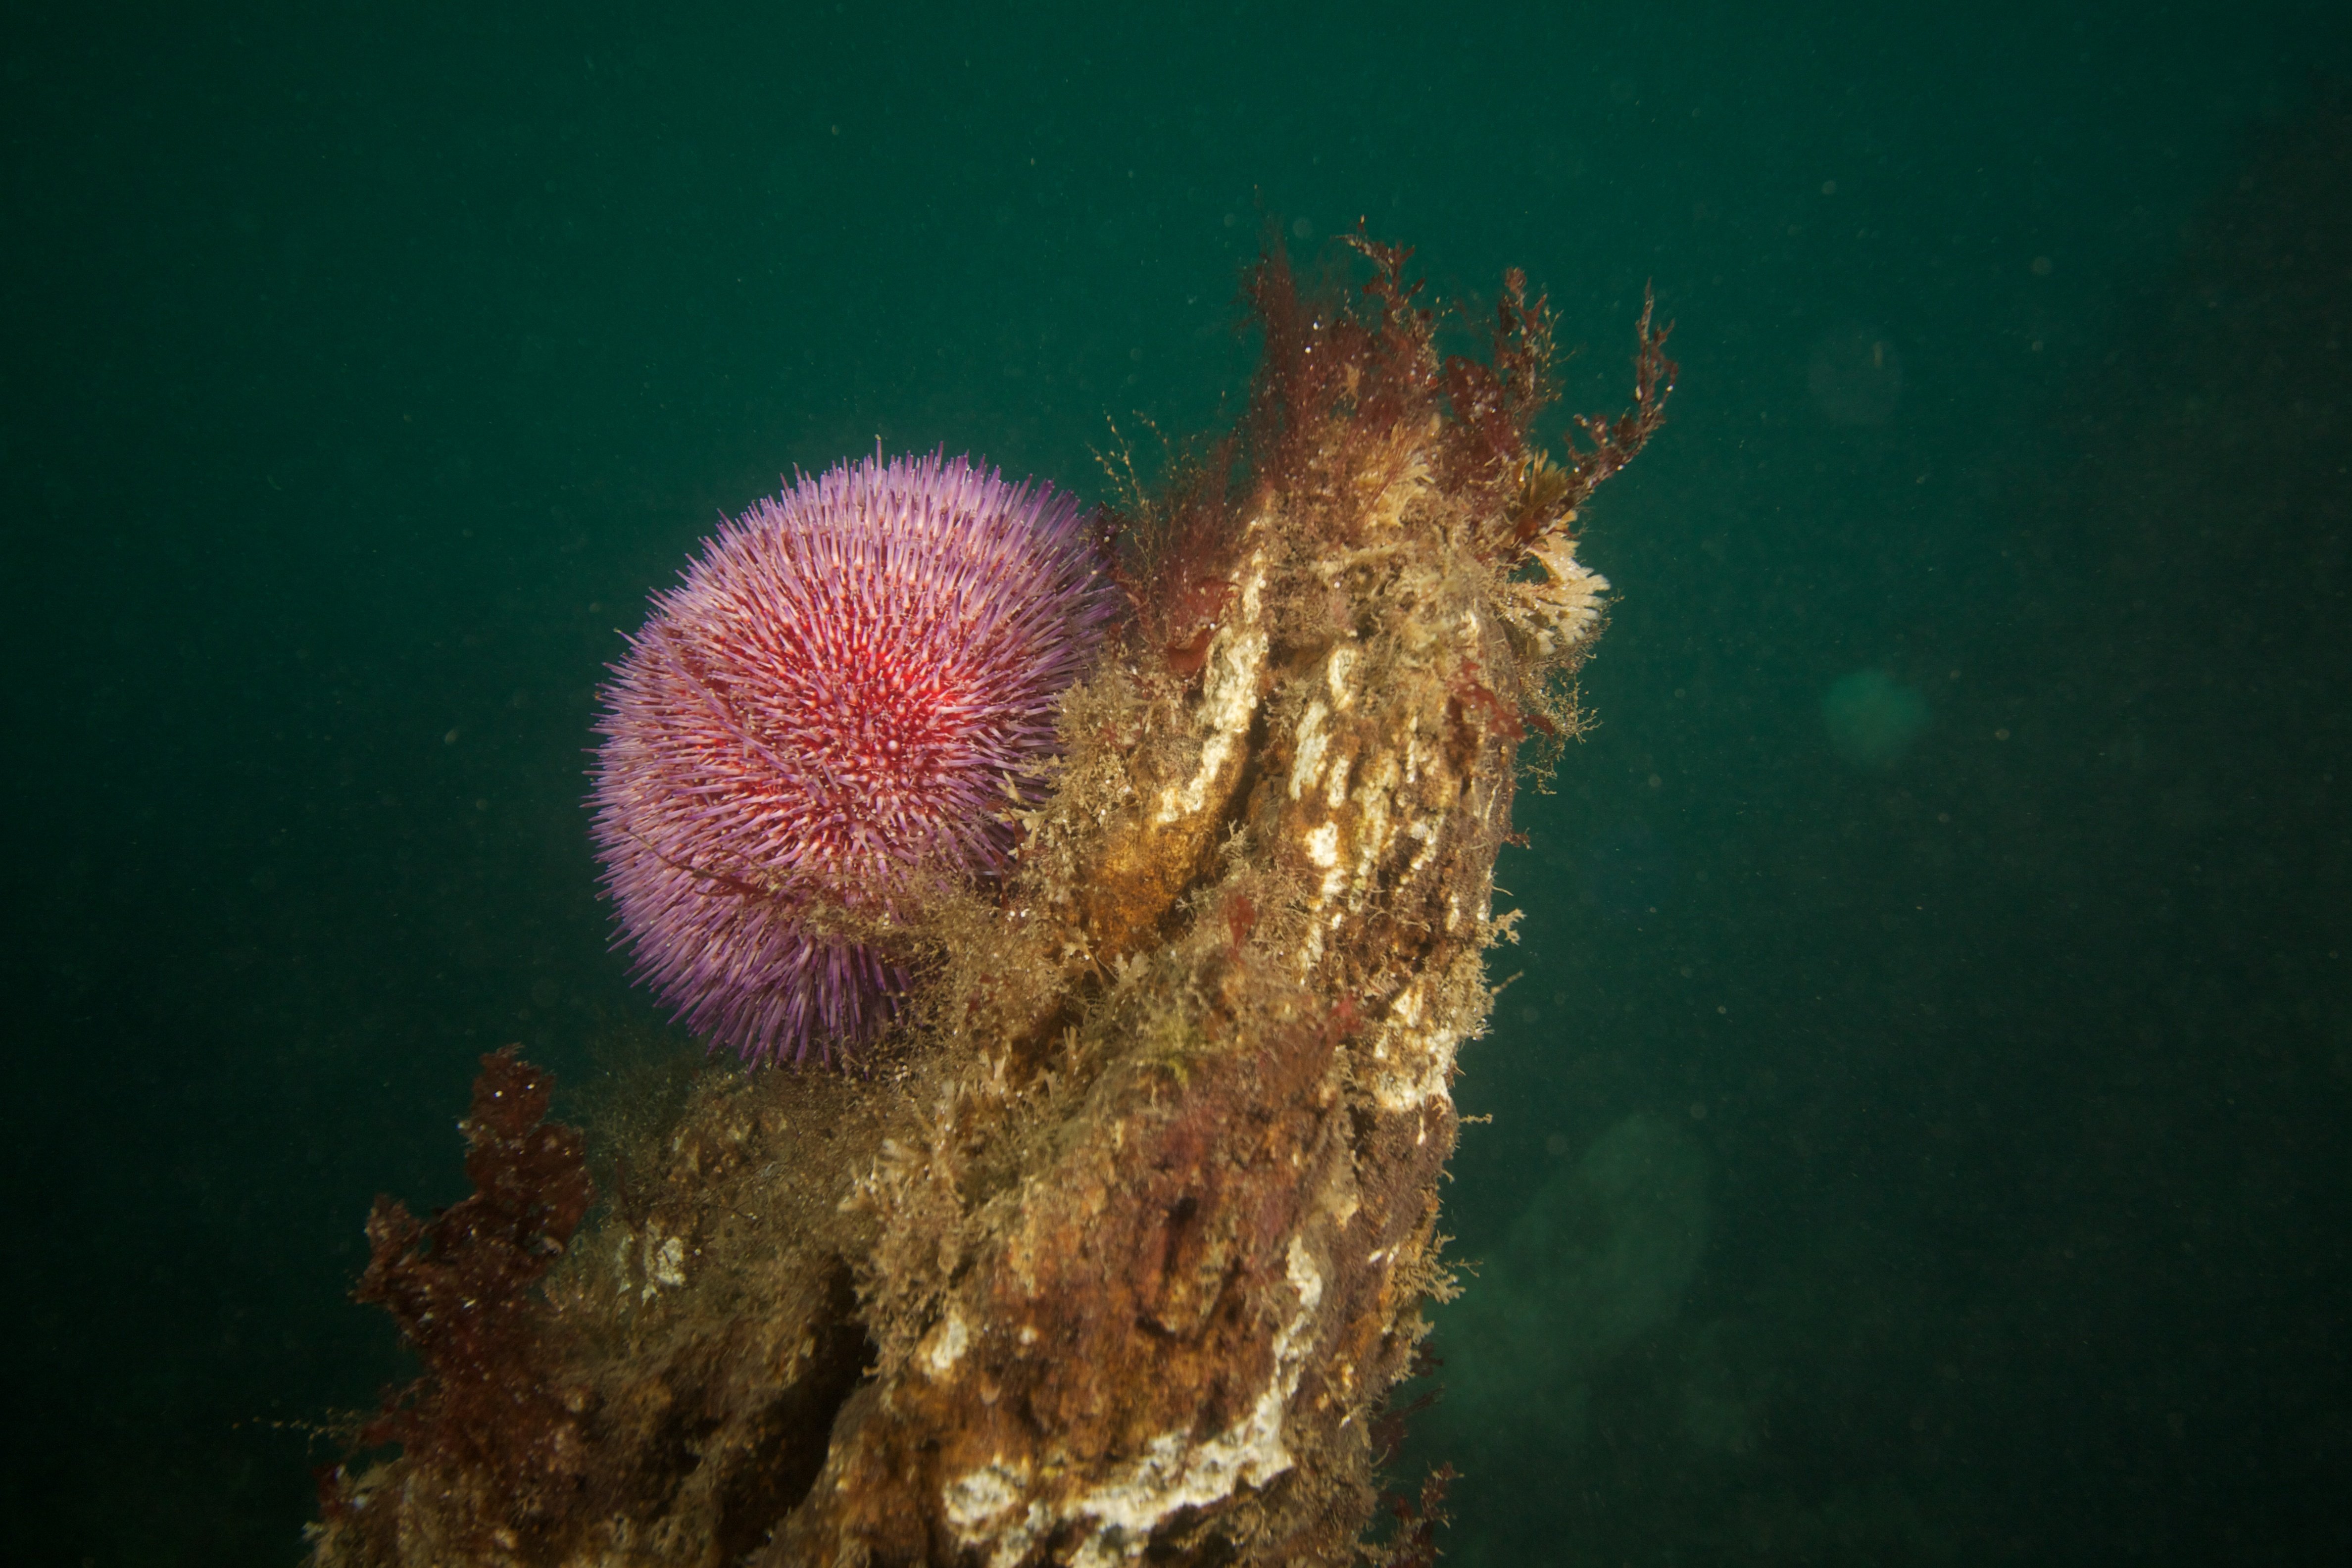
[310,237,1669,1568]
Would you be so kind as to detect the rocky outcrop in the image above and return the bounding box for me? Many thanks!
[309,235,1670,1568]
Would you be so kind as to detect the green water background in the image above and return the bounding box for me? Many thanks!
[5,2,2348,1561]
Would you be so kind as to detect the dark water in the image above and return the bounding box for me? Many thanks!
[6,3,2348,1562]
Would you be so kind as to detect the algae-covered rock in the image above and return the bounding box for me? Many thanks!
[308,237,1671,1568]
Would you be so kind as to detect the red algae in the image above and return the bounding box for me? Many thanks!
[324,1048,593,1548]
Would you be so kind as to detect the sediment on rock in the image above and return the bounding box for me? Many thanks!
[308,234,1670,1568]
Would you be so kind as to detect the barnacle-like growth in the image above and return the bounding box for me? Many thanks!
[309,235,1671,1568]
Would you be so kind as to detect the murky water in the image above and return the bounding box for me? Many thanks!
[6,3,2348,1561]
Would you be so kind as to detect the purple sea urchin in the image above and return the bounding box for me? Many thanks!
[590,449,1116,1066]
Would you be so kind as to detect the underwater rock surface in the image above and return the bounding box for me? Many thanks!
[308,236,1670,1568]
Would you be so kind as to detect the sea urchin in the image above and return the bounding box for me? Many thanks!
[591,449,1116,1066]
